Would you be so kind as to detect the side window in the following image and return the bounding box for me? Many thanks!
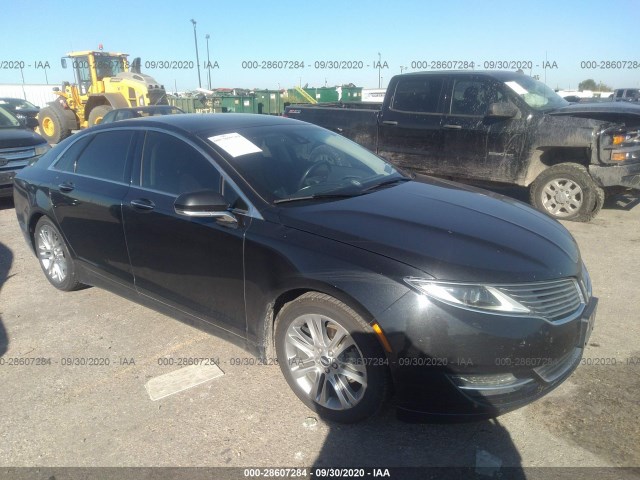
[222,178,248,211]
[450,80,504,116]
[75,130,134,182]
[52,135,93,172]
[141,131,221,196]
[615,90,624,98]
[391,77,444,113]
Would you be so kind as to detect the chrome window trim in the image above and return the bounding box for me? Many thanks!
[136,127,263,220]
[46,126,263,221]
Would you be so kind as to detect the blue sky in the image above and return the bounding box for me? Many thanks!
[1,0,638,91]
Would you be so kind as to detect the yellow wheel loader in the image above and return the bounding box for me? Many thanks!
[38,50,168,143]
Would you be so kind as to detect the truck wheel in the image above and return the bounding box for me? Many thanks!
[88,105,113,127]
[37,107,70,144]
[530,163,604,222]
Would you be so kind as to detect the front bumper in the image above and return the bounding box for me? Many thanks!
[375,288,597,420]
[590,162,640,189]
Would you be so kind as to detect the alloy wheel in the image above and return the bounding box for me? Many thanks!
[283,313,367,410]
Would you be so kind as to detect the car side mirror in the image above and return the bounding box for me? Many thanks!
[487,102,518,118]
[26,117,39,129]
[61,58,67,69]
[174,190,237,223]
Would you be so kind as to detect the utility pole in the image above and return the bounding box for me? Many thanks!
[378,52,381,88]
[205,34,212,90]
[191,19,202,88]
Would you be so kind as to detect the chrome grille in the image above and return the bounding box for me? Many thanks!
[497,278,583,322]
[0,146,36,162]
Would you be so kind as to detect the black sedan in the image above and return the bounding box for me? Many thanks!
[0,97,40,129]
[13,114,597,423]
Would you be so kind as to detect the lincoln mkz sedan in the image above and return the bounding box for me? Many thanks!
[13,114,597,423]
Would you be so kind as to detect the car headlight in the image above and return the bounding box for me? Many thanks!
[34,143,51,156]
[405,278,531,314]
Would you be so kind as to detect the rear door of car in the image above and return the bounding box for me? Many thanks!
[49,129,138,287]
[377,75,446,175]
[122,129,248,337]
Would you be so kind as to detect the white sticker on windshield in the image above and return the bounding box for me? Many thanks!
[208,132,262,158]
[504,81,528,96]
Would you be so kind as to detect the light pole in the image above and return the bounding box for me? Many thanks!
[190,19,202,88]
[205,34,212,90]
[378,52,381,88]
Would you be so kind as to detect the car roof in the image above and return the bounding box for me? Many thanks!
[94,113,303,136]
[401,70,534,81]
[110,105,180,112]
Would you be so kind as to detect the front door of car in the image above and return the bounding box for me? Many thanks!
[122,130,247,337]
[441,77,526,183]
[49,129,137,287]
[377,75,446,176]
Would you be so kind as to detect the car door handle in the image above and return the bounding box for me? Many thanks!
[382,121,398,126]
[130,199,155,211]
[58,182,74,192]
[443,124,462,130]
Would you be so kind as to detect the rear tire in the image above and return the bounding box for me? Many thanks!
[530,163,604,222]
[88,105,113,127]
[34,217,81,291]
[37,106,70,144]
[275,292,390,423]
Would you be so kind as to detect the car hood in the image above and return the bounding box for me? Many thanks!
[277,178,581,283]
[0,127,46,148]
[549,101,640,125]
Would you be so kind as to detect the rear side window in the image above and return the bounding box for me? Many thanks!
[53,135,93,172]
[75,130,135,182]
[391,77,444,113]
[141,131,221,196]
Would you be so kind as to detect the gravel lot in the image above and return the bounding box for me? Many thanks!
[0,191,638,478]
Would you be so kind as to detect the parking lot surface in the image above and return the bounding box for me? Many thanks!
[0,192,638,475]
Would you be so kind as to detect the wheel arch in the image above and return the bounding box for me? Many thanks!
[260,283,379,362]
[524,147,592,187]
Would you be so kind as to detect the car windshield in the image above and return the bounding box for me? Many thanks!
[504,76,569,111]
[0,106,20,127]
[0,98,37,110]
[204,124,404,203]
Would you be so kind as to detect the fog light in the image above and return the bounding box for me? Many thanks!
[449,373,533,396]
[611,152,627,161]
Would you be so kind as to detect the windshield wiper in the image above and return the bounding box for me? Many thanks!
[273,192,359,204]
[359,176,411,193]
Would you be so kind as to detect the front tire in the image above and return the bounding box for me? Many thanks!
[37,106,70,144]
[88,105,112,127]
[275,292,390,423]
[530,163,604,222]
[34,217,81,291]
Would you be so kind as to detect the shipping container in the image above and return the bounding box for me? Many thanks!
[253,90,284,115]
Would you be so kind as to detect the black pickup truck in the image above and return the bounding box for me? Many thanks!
[285,71,640,222]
